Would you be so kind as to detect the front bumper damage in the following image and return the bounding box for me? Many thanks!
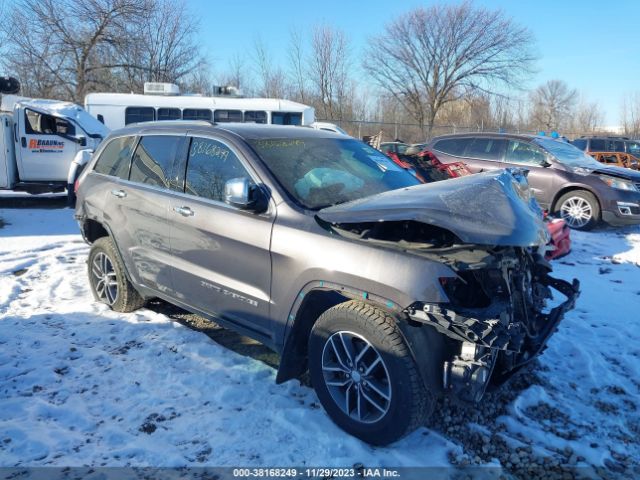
[406,255,580,403]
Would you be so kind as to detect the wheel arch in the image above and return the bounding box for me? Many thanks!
[551,184,602,215]
[275,281,405,384]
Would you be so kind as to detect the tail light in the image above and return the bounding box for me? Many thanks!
[74,178,80,193]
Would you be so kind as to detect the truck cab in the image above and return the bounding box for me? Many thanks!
[0,95,108,198]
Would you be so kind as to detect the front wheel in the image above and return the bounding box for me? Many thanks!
[556,190,600,230]
[308,301,436,445]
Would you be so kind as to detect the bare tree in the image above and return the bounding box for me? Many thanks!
[307,25,350,120]
[252,38,288,98]
[288,28,308,104]
[571,98,604,133]
[529,80,577,131]
[621,92,640,138]
[363,1,535,136]
[2,0,150,101]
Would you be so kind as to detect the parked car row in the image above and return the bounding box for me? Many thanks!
[75,122,579,445]
[382,133,640,230]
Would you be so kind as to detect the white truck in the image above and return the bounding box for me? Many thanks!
[0,94,108,202]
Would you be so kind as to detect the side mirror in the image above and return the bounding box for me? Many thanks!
[224,177,267,212]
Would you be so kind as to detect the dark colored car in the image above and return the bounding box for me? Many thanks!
[428,133,640,229]
[570,136,640,170]
[75,122,578,445]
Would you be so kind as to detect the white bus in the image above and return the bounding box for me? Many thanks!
[84,83,315,130]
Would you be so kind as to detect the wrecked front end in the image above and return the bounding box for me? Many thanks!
[317,169,580,403]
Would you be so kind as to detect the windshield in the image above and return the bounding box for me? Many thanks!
[249,137,421,209]
[534,138,603,170]
[627,141,640,156]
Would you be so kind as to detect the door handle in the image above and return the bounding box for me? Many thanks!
[110,189,127,198]
[173,206,194,217]
[21,137,26,148]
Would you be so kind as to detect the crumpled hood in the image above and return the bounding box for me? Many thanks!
[593,165,640,181]
[317,169,549,247]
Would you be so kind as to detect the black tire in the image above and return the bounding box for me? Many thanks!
[308,300,436,445]
[66,183,76,208]
[87,236,145,313]
[555,190,600,230]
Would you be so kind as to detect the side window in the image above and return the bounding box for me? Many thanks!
[214,110,243,123]
[125,107,154,125]
[129,135,184,190]
[610,140,625,152]
[571,139,587,150]
[25,109,75,136]
[505,140,547,165]
[157,108,181,121]
[463,138,506,161]
[433,138,472,156]
[397,144,408,155]
[379,145,391,154]
[93,136,135,179]
[589,139,606,151]
[271,112,302,125]
[185,137,252,203]
[183,109,212,121]
[244,111,267,124]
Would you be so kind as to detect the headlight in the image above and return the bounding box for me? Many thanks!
[599,175,639,191]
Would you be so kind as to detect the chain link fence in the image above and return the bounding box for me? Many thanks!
[318,118,591,144]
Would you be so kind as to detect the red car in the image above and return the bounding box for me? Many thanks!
[381,145,571,260]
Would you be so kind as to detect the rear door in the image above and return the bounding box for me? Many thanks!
[16,107,80,181]
[502,139,557,208]
[101,134,186,295]
[168,135,274,337]
[459,137,507,172]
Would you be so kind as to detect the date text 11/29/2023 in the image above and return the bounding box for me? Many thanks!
[232,467,401,478]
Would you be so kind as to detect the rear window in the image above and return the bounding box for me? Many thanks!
[433,138,472,156]
[271,112,302,125]
[125,107,155,125]
[129,135,184,189]
[93,136,135,179]
[183,109,212,121]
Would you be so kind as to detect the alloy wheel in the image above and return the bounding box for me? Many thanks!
[560,196,593,228]
[321,331,392,424]
[91,252,119,305]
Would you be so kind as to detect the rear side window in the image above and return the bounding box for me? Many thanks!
[433,138,472,156]
[571,139,587,150]
[609,140,625,152]
[185,137,252,202]
[157,108,181,121]
[271,112,302,125]
[505,140,547,165]
[93,136,135,179]
[183,109,212,121]
[125,107,155,125]
[464,138,506,161]
[129,135,184,189]
[214,110,243,123]
[589,139,606,151]
[244,111,267,124]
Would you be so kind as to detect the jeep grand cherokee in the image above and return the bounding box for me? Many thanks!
[75,122,579,445]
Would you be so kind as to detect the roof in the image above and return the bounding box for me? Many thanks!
[430,132,538,142]
[108,121,345,140]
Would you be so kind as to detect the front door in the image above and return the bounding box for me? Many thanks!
[502,140,557,208]
[169,135,274,337]
[16,108,79,181]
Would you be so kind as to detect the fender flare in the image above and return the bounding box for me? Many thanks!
[66,149,94,185]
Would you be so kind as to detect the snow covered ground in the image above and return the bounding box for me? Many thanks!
[0,203,639,478]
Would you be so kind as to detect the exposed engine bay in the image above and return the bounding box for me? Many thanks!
[316,170,580,403]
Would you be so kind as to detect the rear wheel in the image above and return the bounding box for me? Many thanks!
[556,190,599,230]
[88,237,145,313]
[308,300,436,445]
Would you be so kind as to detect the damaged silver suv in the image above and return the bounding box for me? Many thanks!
[75,122,579,445]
